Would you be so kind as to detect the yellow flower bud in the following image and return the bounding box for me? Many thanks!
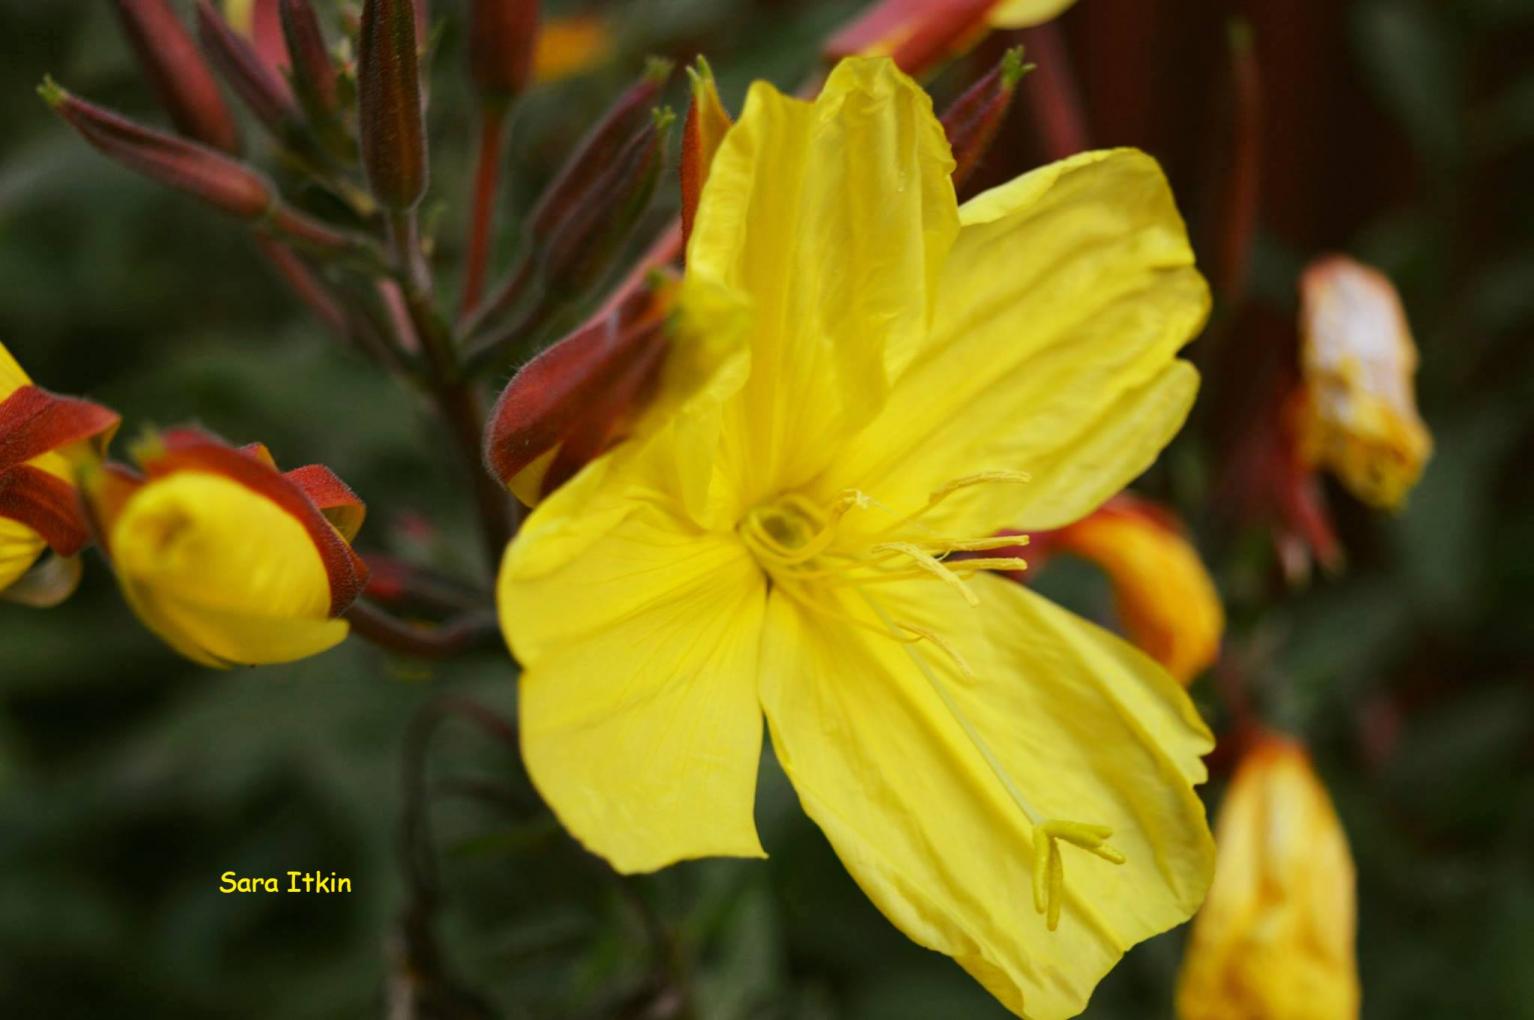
[1053,495,1223,685]
[1176,734,1360,1020]
[94,430,367,667]
[1296,255,1431,509]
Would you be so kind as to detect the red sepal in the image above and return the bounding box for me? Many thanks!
[483,284,669,494]
[143,428,368,615]
[826,0,997,76]
[284,463,367,541]
[0,385,120,471]
[0,464,91,556]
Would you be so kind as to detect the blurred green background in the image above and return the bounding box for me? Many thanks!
[2,0,1532,1017]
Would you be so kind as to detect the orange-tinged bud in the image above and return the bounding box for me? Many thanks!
[1296,255,1431,510]
[88,429,368,668]
[532,15,614,84]
[485,280,673,505]
[1176,733,1360,1020]
[196,0,299,135]
[41,81,352,252]
[940,46,1031,194]
[826,0,1071,77]
[680,57,732,252]
[0,341,119,607]
[113,0,242,154]
[1050,494,1223,685]
[358,0,428,210]
[470,0,540,99]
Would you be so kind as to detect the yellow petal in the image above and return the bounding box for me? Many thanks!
[1176,736,1359,1020]
[0,518,48,593]
[688,56,959,507]
[759,574,1214,1019]
[818,148,1209,537]
[0,339,32,398]
[110,470,345,667]
[989,0,1079,29]
[500,500,768,874]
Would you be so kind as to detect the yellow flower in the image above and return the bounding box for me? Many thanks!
[1,340,118,605]
[1049,495,1224,685]
[498,57,1213,1019]
[1296,255,1431,509]
[1176,733,1360,1020]
[90,429,368,668]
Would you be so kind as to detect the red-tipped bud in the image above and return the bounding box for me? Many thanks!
[528,59,671,243]
[42,80,351,252]
[540,105,673,299]
[827,0,999,77]
[228,0,291,73]
[196,0,299,136]
[112,0,241,153]
[358,0,428,209]
[470,0,540,99]
[485,280,673,504]
[280,0,343,132]
[680,56,732,251]
[941,46,1031,193]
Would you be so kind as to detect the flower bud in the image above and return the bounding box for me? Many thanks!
[470,0,540,100]
[1176,733,1360,1020]
[0,341,120,606]
[358,0,428,210]
[280,0,344,136]
[940,46,1031,193]
[1046,494,1223,685]
[112,0,241,153]
[89,429,369,668]
[827,0,1072,77]
[196,0,299,136]
[528,59,670,244]
[680,57,732,251]
[224,0,289,73]
[41,81,351,252]
[485,281,673,505]
[1296,255,1431,509]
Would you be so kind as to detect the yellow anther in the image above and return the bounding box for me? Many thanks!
[897,623,975,680]
[927,470,1032,509]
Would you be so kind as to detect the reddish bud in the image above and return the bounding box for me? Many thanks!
[485,281,673,503]
[941,46,1030,194]
[528,59,671,243]
[680,56,732,251]
[827,0,999,77]
[112,0,241,153]
[43,80,352,252]
[280,0,343,130]
[196,0,299,135]
[358,0,428,209]
[470,0,540,99]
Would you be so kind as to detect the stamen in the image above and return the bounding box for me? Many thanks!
[870,542,979,606]
[1030,819,1128,931]
[895,623,975,680]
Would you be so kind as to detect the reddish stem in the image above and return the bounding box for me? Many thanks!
[345,600,501,659]
[459,101,509,322]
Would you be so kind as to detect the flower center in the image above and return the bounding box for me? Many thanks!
[737,472,1127,932]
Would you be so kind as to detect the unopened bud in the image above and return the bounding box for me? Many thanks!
[196,0,299,135]
[358,0,428,209]
[470,0,540,99]
[282,0,351,157]
[485,281,673,504]
[528,59,671,243]
[224,0,290,72]
[827,0,999,77]
[112,0,241,153]
[540,106,672,298]
[942,46,1030,193]
[43,79,351,252]
[680,56,731,251]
